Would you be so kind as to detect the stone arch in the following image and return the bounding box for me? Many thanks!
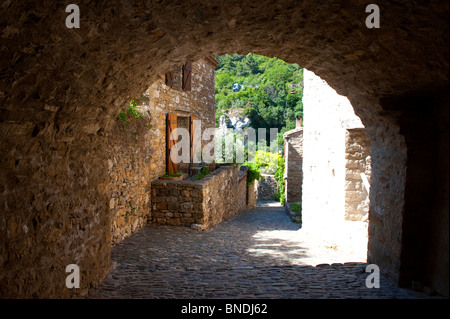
[0,1,448,297]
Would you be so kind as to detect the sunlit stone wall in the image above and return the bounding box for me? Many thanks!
[302,69,366,238]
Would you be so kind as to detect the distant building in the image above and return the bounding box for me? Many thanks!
[283,116,304,204]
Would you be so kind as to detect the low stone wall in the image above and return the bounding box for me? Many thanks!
[151,165,254,230]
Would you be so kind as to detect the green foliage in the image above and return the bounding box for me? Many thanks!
[195,168,211,180]
[215,131,244,164]
[117,100,143,127]
[242,161,261,185]
[274,153,285,206]
[215,53,304,132]
[116,100,152,139]
[253,150,280,175]
[290,202,302,225]
[215,53,300,205]
[163,172,182,177]
[241,150,285,205]
[291,202,302,214]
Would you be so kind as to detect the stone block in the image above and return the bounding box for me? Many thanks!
[181,190,190,197]
[167,218,181,226]
[158,188,169,196]
[193,212,203,219]
[191,190,200,198]
[156,218,167,225]
[180,202,193,211]
[156,202,167,210]
[190,224,203,230]
[167,202,178,211]
[181,217,195,224]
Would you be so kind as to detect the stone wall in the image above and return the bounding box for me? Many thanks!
[151,165,254,230]
[107,58,218,244]
[344,128,371,221]
[107,120,153,245]
[302,69,367,235]
[247,181,257,209]
[202,166,249,229]
[284,127,303,203]
[256,175,278,201]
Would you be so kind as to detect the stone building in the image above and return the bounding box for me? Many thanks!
[107,57,219,244]
[283,116,304,203]
[108,57,254,243]
[107,57,257,244]
[1,1,447,298]
[302,69,371,231]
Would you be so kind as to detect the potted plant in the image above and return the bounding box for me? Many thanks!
[160,171,186,181]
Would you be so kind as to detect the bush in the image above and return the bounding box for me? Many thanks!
[274,153,285,205]
[244,161,261,185]
[291,202,302,214]
[290,202,302,225]
[195,168,211,180]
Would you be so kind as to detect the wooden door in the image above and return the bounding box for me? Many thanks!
[166,113,177,174]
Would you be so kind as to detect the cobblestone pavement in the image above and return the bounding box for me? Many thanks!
[91,204,437,299]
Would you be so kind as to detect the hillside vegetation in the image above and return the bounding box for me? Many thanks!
[214,53,303,205]
[215,53,304,137]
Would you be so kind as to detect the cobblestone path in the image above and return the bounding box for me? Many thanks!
[91,205,435,299]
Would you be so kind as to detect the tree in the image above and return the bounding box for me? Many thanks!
[215,53,304,148]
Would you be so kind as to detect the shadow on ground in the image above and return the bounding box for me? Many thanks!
[90,206,436,299]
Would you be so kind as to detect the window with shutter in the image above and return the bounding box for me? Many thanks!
[182,61,192,91]
[172,66,182,90]
[165,71,174,87]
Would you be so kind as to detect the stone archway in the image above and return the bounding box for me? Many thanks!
[0,1,448,298]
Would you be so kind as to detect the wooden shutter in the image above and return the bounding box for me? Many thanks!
[182,61,192,91]
[190,116,197,163]
[166,113,177,174]
[165,71,174,88]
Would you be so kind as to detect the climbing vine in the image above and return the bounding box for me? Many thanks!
[117,99,142,126]
[116,99,151,138]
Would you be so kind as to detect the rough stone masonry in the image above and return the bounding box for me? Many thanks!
[0,1,447,298]
[107,57,218,244]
